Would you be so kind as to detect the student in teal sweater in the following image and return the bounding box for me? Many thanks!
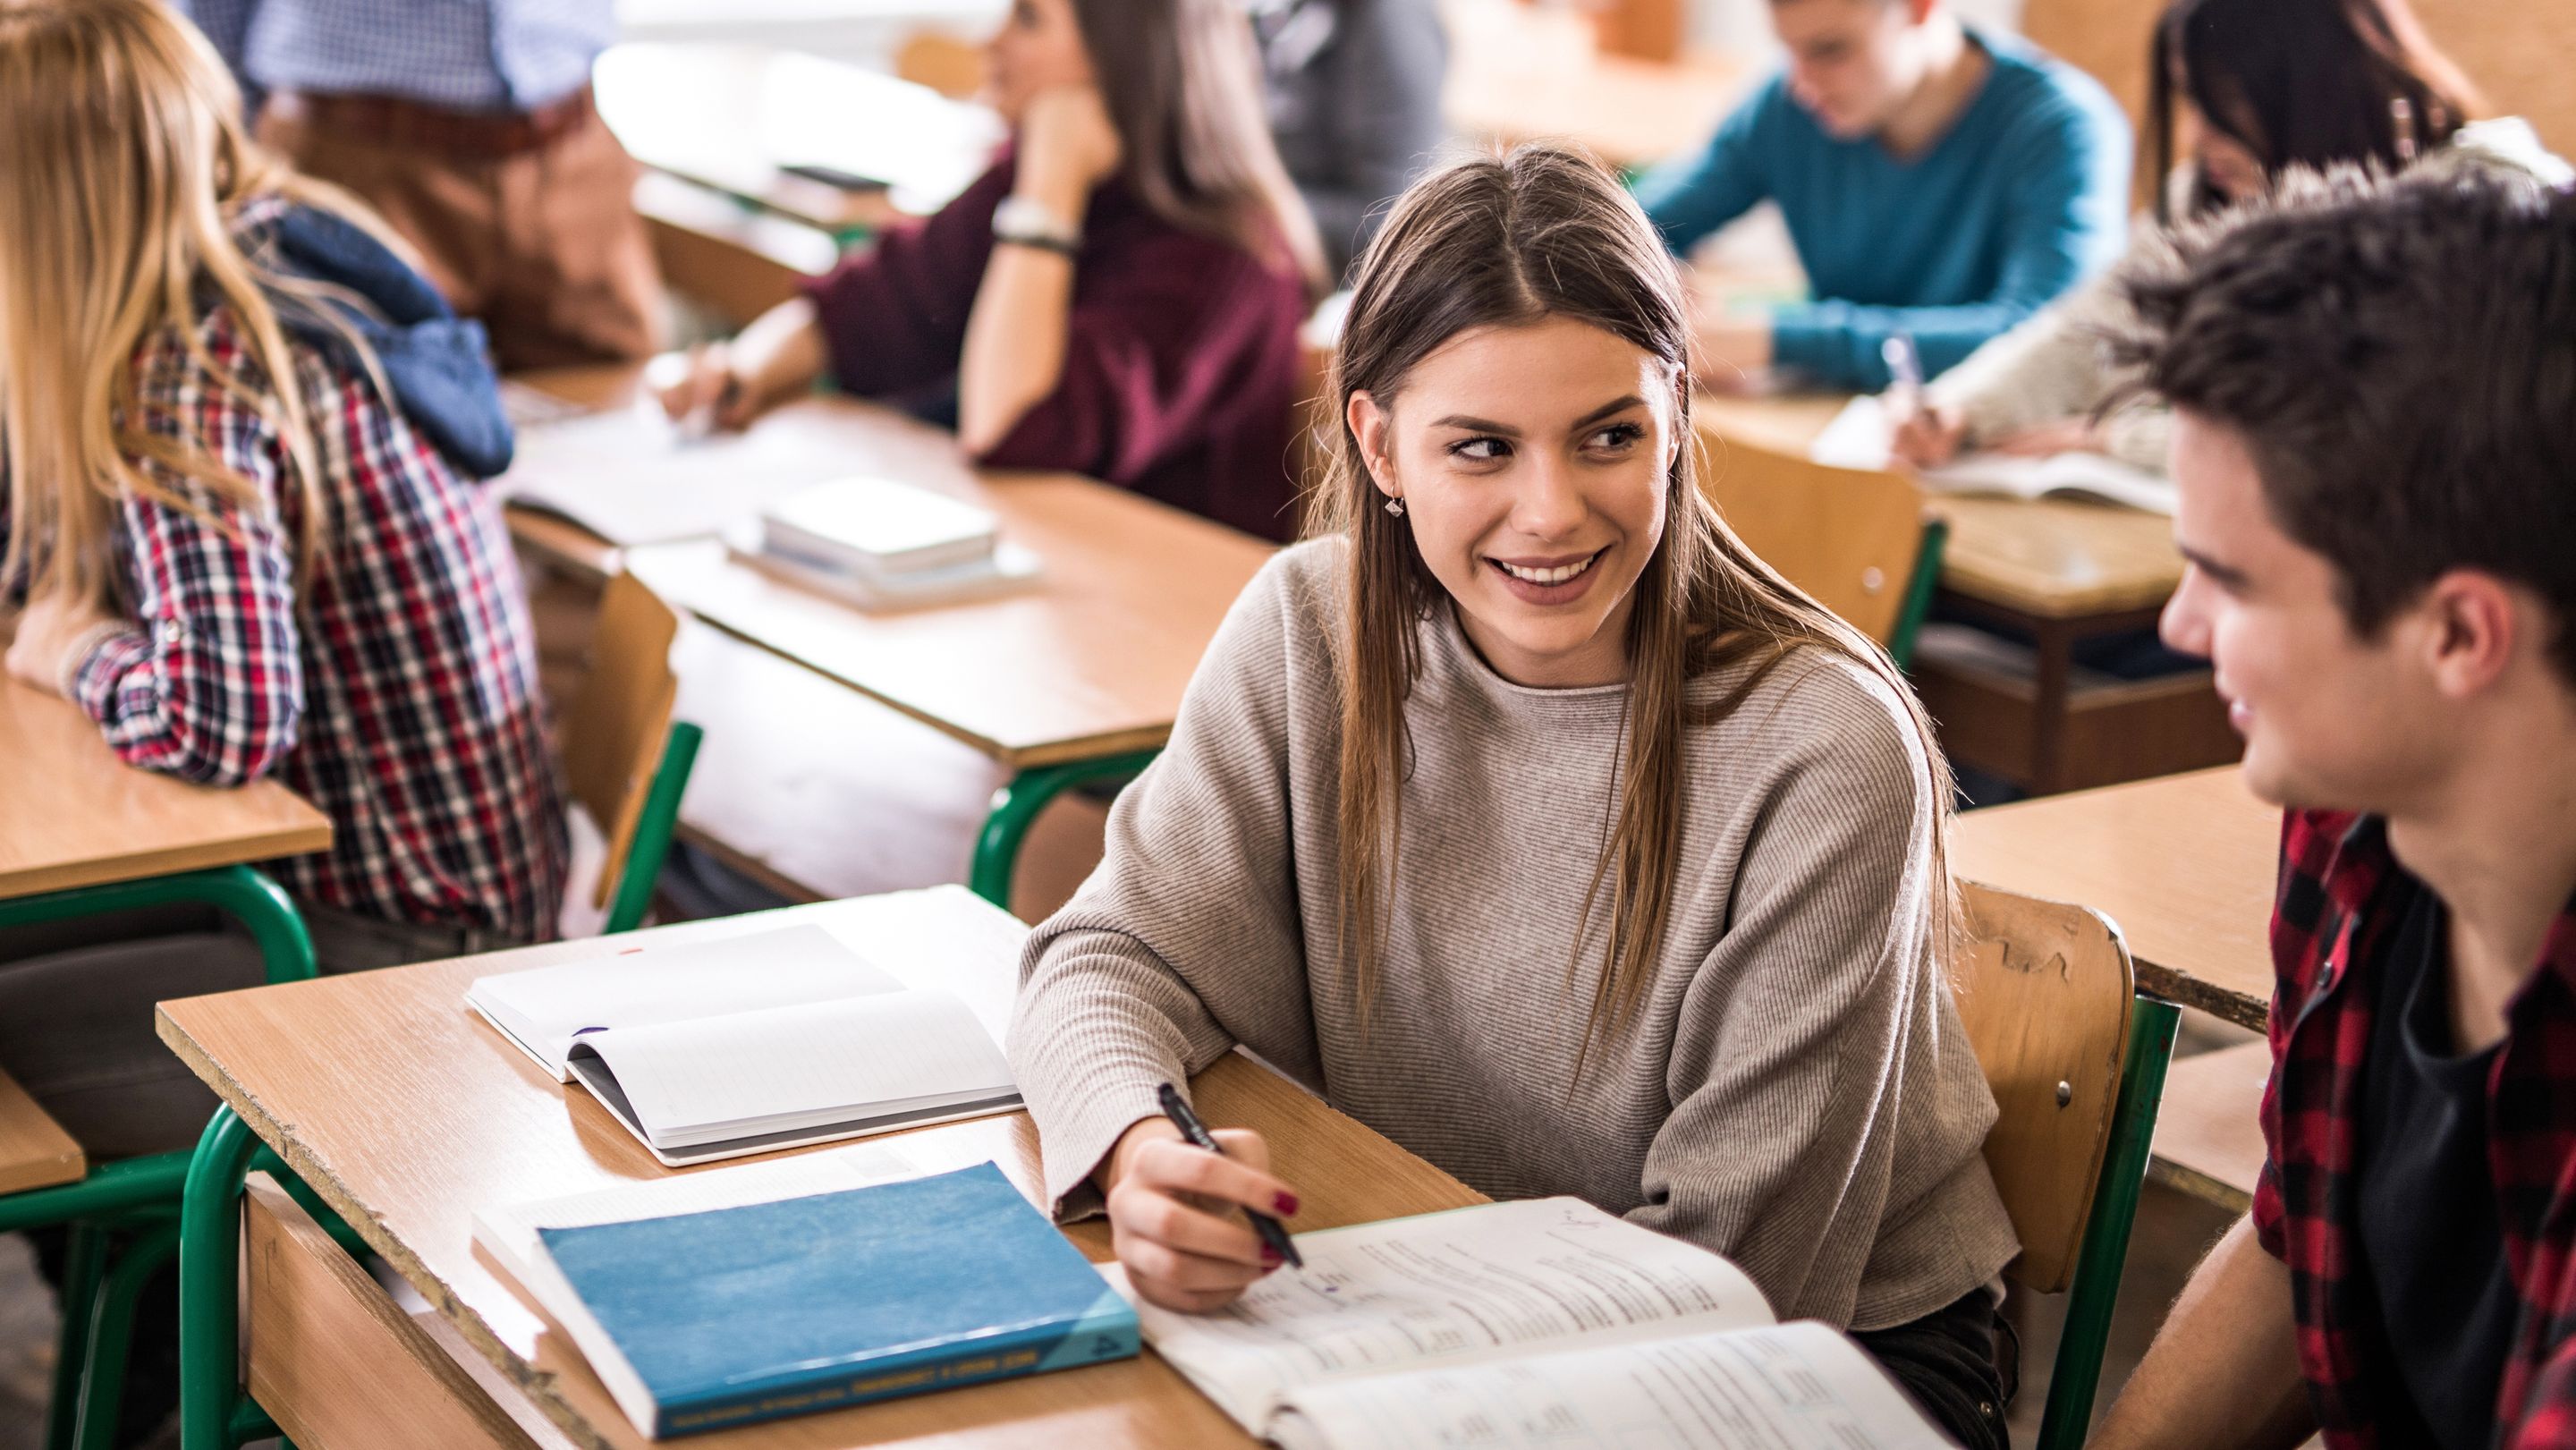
[1636,0,2129,392]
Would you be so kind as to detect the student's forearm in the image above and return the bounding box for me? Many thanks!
[728,297,828,408]
[957,168,1083,455]
[2090,1215,2315,1450]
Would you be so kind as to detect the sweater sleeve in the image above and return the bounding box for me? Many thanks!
[1923,266,2174,474]
[1302,0,1450,273]
[974,237,1291,484]
[1008,551,1317,1217]
[1633,79,1777,256]
[1771,91,2131,390]
[69,362,305,787]
[800,160,1009,400]
[1624,661,1987,1326]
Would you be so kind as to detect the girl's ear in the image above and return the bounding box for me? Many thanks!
[1346,389,1399,500]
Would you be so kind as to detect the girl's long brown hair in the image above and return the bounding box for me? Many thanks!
[0,0,398,609]
[1314,145,1957,1069]
[1070,0,1327,293]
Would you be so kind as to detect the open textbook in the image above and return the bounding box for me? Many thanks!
[496,401,860,546]
[1110,1197,1954,1450]
[1811,393,2175,516]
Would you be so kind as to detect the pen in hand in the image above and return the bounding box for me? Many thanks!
[1881,332,1924,421]
[1157,1081,1304,1271]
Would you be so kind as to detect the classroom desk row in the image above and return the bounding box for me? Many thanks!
[145,767,2285,1447]
[1698,393,2241,795]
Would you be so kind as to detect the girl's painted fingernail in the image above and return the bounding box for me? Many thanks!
[1274,1192,1300,1217]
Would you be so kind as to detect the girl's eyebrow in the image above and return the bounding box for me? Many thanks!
[1429,395,1647,438]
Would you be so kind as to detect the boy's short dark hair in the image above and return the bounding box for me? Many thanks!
[2110,166,2576,684]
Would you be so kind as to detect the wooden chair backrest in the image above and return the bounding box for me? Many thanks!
[1693,425,1928,647]
[895,30,987,100]
[1948,881,2139,1293]
[2021,0,2576,204]
[560,572,683,910]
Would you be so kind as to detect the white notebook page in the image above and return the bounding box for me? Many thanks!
[577,988,1014,1143]
[466,924,900,1081]
[1109,1198,1775,1428]
[1270,1321,1949,1450]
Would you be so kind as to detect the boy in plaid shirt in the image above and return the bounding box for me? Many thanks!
[2089,170,2576,1447]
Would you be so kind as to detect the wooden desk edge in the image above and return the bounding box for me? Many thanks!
[154,1005,614,1450]
[675,611,1174,772]
[4,818,335,902]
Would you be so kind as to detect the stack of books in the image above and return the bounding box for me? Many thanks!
[737,476,1040,608]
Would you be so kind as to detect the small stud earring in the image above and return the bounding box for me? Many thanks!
[1384,496,1405,517]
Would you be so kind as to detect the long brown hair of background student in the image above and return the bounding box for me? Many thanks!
[1069,0,1328,293]
[0,0,396,610]
[2150,0,2483,223]
[1309,145,1959,1073]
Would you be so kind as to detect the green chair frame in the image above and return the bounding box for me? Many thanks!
[1887,513,1949,674]
[0,865,315,1450]
[173,720,700,1448]
[966,748,1161,910]
[2033,994,2182,1450]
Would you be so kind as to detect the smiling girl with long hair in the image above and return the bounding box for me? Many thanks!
[1010,144,2021,1448]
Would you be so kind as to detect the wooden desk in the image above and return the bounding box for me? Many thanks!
[157,889,1485,1449]
[0,674,331,900]
[594,43,1001,237]
[1953,767,2277,1030]
[500,364,1272,903]
[1441,0,1749,172]
[1697,393,2235,793]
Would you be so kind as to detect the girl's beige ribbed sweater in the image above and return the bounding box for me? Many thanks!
[1009,540,2019,1330]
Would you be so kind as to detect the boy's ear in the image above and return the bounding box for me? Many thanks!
[2419,569,2523,700]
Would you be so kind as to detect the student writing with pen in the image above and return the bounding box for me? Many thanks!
[1009,148,2022,1450]
[655,0,1326,542]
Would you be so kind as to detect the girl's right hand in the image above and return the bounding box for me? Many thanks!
[1887,400,1967,470]
[1102,1117,1301,1313]
[655,343,759,434]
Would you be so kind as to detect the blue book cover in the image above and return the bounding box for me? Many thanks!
[533,1161,1138,1437]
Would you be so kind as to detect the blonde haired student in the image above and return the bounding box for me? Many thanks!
[658,0,1325,541]
[1010,145,2021,1448]
[0,0,564,1157]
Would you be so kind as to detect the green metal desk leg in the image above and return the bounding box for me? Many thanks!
[72,1220,181,1450]
[180,1109,263,1450]
[2033,996,2182,1450]
[41,1223,108,1450]
[969,750,1162,909]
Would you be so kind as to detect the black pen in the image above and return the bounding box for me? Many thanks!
[1156,1081,1303,1270]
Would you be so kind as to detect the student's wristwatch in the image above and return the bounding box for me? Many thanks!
[992,195,1082,257]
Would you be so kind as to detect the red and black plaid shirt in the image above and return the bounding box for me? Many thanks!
[34,249,566,940]
[2258,808,2576,1447]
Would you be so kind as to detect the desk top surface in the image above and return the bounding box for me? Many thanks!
[0,673,331,901]
[159,888,1484,1450]
[1953,766,2276,1029]
[594,42,1002,233]
[506,366,1276,768]
[1695,393,2187,620]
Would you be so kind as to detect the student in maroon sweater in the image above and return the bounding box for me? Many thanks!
[662,0,1326,541]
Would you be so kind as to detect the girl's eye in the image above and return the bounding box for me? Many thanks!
[1446,437,1510,462]
[1587,422,1646,452]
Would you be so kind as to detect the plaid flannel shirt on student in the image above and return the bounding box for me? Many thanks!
[2257,809,2576,1447]
[52,300,567,941]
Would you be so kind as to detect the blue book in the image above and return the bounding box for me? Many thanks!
[528,1162,1138,1437]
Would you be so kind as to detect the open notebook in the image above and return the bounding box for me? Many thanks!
[1812,393,2175,516]
[464,924,1019,1166]
[496,401,857,546]
[1114,1197,1953,1450]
